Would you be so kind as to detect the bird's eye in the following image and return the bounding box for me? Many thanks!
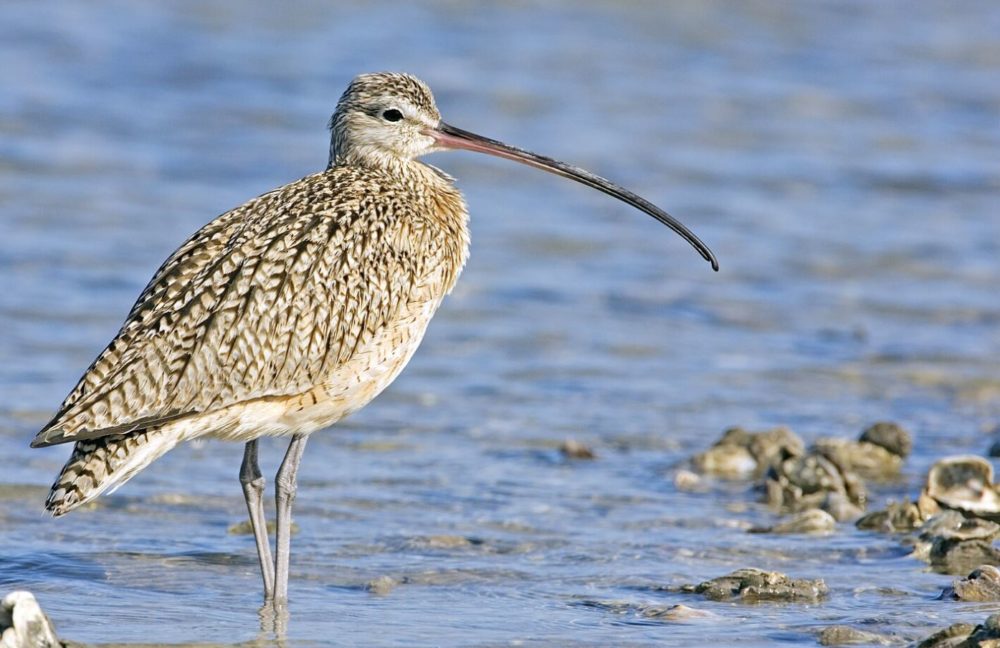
[382,109,403,122]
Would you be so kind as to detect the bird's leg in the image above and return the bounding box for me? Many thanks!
[240,439,275,600]
[273,434,308,604]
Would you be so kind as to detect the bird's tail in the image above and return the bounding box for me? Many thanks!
[45,428,180,516]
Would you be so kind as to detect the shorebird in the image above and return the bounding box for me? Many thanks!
[31,72,718,605]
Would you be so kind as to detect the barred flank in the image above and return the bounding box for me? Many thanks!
[45,429,178,516]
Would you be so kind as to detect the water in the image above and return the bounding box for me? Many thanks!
[1,1,999,645]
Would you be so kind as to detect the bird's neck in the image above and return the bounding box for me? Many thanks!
[329,150,458,198]
[327,153,471,296]
[402,161,471,297]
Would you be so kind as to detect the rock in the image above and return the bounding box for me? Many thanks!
[559,439,596,460]
[765,453,842,508]
[912,511,1000,574]
[743,426,806,471]
[683,567,828,603]
[0,591,60,648]
[714,426,756,448]
[965,613,1000,646]
[924,455,1000,519]
[941,565,1000,601]
[821,491,865,522]
[764,452,866,515]
[691,443,757,479]
[919,510,1000,543]
[691,426,804,478]
[915,622,976,648]
[637,603,716,622]
[366,575,399,596]
[919,490,945,519]
[576,599,717,623]
[813,438,903,480]
[918,613,1000,647]
[673,469,704,492]
[860,421,912,459]
[749,508,836,535]
[817,625,899,646]
[856,496,938,533]
[931,538,1000,575]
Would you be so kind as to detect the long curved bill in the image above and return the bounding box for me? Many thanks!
[428,122,719,271]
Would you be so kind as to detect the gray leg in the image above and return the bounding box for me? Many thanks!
[240,440,274,600]
[273,434,308,604]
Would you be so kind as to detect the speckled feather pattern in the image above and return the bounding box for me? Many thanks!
[37,165,467,445]
[36,73,471,514]
[45,428,177,516]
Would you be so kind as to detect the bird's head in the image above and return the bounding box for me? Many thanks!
[328,72,442,167]
[328,72,719,271]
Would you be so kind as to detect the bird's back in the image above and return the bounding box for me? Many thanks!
[33,162,469,448]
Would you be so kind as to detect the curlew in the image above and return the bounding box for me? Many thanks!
[31,73,718,604]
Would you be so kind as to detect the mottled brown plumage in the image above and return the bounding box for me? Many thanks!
[36,75,469,516]
[37,165,466,446]
[44,430,173,514]
[33,72,717,603]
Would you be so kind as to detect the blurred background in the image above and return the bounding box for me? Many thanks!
[1,1,998,645]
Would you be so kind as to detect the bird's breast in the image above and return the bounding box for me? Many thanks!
[259,184,469,437]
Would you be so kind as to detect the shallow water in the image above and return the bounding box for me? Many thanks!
[1,1,999,645]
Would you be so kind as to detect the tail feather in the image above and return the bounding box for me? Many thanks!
[45,428,180,516]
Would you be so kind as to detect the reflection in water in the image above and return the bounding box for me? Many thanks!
[1,1,999,646]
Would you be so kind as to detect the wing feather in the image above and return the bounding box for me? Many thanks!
[32,168,423,447]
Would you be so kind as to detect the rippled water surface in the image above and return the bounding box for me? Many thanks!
[2,1,1000,646]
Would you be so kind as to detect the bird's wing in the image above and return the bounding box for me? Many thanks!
[32,168,423,447]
